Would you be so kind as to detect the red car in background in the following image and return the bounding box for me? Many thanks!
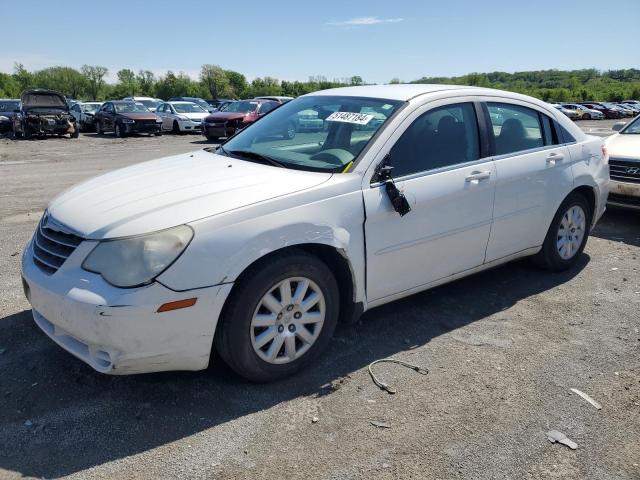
[579,102,624,119]
[201,99,282,141]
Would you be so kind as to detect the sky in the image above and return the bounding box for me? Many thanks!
[2,0,639,84]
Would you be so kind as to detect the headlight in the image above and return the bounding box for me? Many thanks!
[121,118,136,124]
[177,115,190,121]
[0,115,9,122]
[82,225,193,288]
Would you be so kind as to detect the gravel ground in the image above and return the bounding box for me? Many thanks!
[0,123,638,480]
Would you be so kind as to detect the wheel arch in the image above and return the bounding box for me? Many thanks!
[222,243,361,325]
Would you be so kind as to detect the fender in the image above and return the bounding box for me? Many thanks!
[157,185,367,305]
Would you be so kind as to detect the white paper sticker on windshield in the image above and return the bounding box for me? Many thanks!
[326,112,374,125]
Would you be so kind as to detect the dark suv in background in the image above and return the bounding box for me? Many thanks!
[94,101,163,138]
[13,89,79,139]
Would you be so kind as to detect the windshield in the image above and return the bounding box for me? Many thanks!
[173,102,206,113]
[139,99,160,110]
[0,101,19,112]
[115,102,150,113]
[221,101,259,113]
[621,116,640,134]
[219,95,403,172]
[82,103,102,113]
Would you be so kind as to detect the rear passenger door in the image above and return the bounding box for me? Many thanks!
[483,102,574,262]
[363,101,496,302]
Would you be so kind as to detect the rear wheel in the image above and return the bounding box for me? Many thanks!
[533,193,591,271]
[583,113,591,120]
[215,250,339,382]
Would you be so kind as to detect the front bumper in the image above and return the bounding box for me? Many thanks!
[21,237,233,374]
[178,119,202,132]
[202,122,240,138]
[608,180,640,210]
[124,122,162,134]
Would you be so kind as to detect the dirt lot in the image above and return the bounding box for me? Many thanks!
[0,123,639,480]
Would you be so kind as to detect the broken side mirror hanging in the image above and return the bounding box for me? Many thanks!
[375,155,411,217]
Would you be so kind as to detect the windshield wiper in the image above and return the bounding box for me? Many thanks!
[226,149,287,168]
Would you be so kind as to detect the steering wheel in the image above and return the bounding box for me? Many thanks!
[309,148,354,167]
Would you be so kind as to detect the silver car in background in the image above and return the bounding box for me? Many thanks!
[155,101,210,133]
[70,102,103,132]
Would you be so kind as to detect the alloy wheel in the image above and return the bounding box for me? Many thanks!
[250,277,325,365]
[557,205,586,260]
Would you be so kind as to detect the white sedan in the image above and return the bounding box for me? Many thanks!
[21,85,609,381]
[155,101,209,133]
[605,115,640,209]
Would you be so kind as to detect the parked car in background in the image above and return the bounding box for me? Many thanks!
[0,99,20,133]
[168,96,213,112]
[620,100,640,110]
[122,96,163,112]
[201,99,281,141]
[206,99,234,111]
[561,103,603,120]
[617,102,640,115]
[550,103,580,120]
[13,89,79,139]
[156,101,209,133]
[579,102,624,119]
[21,85,608,380]
[70,101,103,132]
[254,96,294,104]
[613,102,639,116]
[605,116,640,210]
[94,101,162,137]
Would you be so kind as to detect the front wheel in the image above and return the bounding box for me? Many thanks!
[114,122,126,138]
[533,193,591,271]
[172,120,181,134]
[95,121,103,135]
[215,250,339,382]
[206,135,219,142]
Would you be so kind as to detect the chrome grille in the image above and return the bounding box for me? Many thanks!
[32,215,83,275]
[609,158,640,184]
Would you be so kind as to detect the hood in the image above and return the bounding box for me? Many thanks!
[117,112,159,121]
[47,149,332,239]
[21,90,68,111]
[605,133,640,158]
[206,112,246,122]
[181,112,209,121]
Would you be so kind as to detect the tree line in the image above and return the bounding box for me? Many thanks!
[0,63,638,102]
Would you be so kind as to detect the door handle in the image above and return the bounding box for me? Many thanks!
[465,171,492,182]
[546,152,565,163]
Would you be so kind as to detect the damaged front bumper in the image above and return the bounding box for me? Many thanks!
[21,238,233,374]
[608,180,640,210]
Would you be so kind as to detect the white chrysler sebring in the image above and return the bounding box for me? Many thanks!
[21,85,609,381]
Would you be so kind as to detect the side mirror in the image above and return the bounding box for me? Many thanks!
[375,159,411,217]
[612,122,626,132]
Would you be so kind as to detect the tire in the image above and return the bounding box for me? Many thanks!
[23,124,32,139]
[215,250,339,382]
[533,192,591,271]
[95,121,103,135]
[206,135,219,142]
[71,125,79,138]
[583,113,591,120]
[114,122,126,138]
[155,130,163,136]
[172,120,181,134]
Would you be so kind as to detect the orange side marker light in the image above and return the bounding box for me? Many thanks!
[157,298,197,313]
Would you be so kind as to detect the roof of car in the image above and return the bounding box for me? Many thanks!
[167,101,198,104]
[305,84,478,101]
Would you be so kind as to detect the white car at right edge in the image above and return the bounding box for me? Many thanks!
[21,84,609,382]
[606,115,640,210]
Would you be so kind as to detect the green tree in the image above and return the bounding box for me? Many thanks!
[0,72,21,97]
[224,69,248,98]
[114,69,139,97]
[200,64,229,99]
[81,65,109,100]
[350,75,363,86]
[136,70,156,96]
[13,63,34,91]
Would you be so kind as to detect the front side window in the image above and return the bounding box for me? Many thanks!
[621,116,640,134]
[389,102,480,177]
[488,103,544,155]
[219,95,402,172]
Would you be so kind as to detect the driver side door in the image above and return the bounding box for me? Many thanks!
[363,101,496,303]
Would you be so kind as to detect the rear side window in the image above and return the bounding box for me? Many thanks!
[390,102,480,177]
[488,103,544,155]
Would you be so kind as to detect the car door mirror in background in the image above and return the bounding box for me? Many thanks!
[612,122,626,132]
